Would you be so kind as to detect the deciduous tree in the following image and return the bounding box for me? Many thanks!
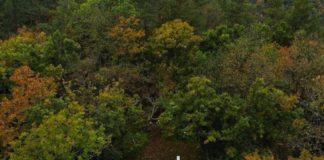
[10,103,108,160]
[89,86,148,159]
[108,16,145,63]
[0,66,56,156]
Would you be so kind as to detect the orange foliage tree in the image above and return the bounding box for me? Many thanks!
[276,35,324,98]
[108,16,145,60]
[0,66,56,156]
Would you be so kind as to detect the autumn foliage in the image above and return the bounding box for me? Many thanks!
[0,0,324,159]
[108,16,145,57]
[0,66,56,155]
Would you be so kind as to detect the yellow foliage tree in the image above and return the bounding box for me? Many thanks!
[149,19,201,58]
[108,16,145,58]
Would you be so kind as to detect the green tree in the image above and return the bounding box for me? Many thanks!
[51,0,80,33]
[287,0,320,33]
[89,87,148,159]
[0,0,56,39]
[24,98,67,127]
[263,0,286,22]
[260,0,294,45]
[200,24,244,80]
[43,31,80,72]
[201,24,244,54]
[0,28,47,75]
[10,103,108,160]
[243,79,302,159]
[220,0,257,25]
[134,0,212,32]
[52,0,139,59]
[158,77,303,159]
[158,77,246,159]
[270,21,293,46]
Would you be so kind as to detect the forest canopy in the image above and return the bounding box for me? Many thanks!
[0,0,324,159]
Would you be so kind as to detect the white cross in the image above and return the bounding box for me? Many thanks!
[177,156,180,160]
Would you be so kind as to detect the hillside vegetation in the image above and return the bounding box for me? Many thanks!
[0,0,324,159]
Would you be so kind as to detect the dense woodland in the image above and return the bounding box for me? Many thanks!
[0,0,324,159]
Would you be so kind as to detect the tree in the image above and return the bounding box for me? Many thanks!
[217,38,278,94]
[158,76,246,159]
[10,103,108,160]
[52,0,139,59]
[263,0,286,22]
[43,30,81,72]
[243,79,302,159]
[200,24,244,54]
[260,0,294,46]
[148,19,204,92]
[200,24,244,80]
[219,0,257,25]
[0,28,47,98]
[51,0,80,33]
[270,21,293,46]
[158,77,302,159]
[134,0,211,32]
[0,66,56,156]
[0,27,77,76]
[276,32,324,99]
[0,0,56,39]
[89,86,148,159]
[0,28,47,74]
[287,0,320,33]
[107,16,145,64]
[149,19,201,59]
[276,32,324,156]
